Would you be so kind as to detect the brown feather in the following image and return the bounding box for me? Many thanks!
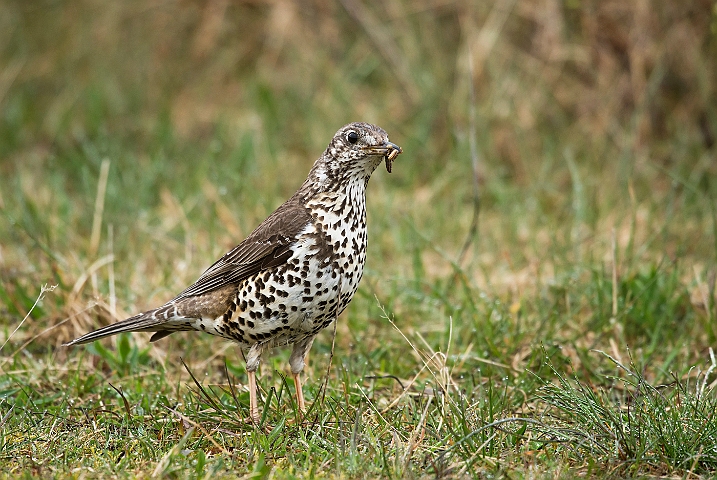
[176,201,311,299]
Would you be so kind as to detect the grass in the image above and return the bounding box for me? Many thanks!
[1,0,717,477]
[536,351,717,474]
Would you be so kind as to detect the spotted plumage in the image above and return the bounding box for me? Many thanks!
[64,122,402,423]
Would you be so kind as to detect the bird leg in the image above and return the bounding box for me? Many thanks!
[245,343,266,424]
[247,369,260,424]
[289,337,315,417]
[293,371,306,413]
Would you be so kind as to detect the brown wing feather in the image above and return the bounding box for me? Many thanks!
[176,200,311,299]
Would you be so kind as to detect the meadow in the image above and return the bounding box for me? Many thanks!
[1,0,716,477]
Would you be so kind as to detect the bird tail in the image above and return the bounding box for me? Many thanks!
[63,306,177,346]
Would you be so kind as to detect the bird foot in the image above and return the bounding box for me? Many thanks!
[286,409,308,426]
[244,408,275,432]
[244,412,262,426]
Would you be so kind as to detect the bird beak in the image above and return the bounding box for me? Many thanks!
[366,141,403,173]
[364,141,403,158]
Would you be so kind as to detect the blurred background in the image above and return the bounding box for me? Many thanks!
[1,0,716,360]
[2,0,714,161]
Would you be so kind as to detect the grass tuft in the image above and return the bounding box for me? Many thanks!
[536,350,717,475]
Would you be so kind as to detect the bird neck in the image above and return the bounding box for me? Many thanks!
[300,154,381,199]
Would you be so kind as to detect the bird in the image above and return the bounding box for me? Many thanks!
[64,122,402,424]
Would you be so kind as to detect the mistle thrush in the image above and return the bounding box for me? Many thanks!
[65,122,402,423]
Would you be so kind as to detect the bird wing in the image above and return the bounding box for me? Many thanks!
[176,201,311,299]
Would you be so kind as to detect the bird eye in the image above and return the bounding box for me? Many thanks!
[347,131,359,144]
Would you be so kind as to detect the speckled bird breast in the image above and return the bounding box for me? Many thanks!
[200,184,369,349]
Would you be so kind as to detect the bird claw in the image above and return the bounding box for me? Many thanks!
[245,412,262,426]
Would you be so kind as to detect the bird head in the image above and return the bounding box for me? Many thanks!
[306,122,402,189]
[329,122,402,169]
